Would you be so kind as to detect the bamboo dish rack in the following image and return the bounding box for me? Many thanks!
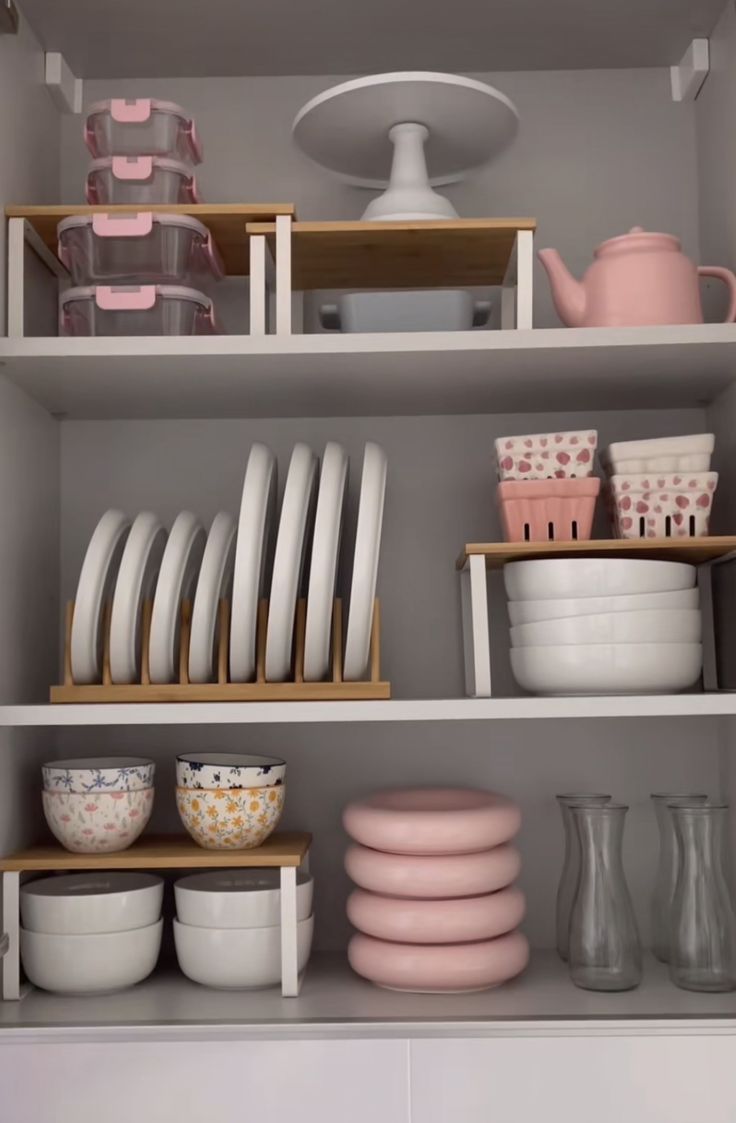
[51,597,390,702]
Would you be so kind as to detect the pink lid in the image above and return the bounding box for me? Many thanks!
[88,156,193,179]
[86,98,190,121]
[62,285,213,309]
[596,226,682,257]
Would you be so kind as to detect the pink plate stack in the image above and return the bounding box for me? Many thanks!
[59,98,222,336]
[494,430,600,543]
[343,787,529,993]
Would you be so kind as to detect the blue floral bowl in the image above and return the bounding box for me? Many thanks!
[176,753,286,790]
[42,757,155,793]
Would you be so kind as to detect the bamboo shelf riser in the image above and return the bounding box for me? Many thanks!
[51,597,390,703]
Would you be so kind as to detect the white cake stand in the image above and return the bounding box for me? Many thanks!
[292,72,519,221]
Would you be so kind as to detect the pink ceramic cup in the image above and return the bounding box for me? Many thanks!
[348,929,530,993]
[343,788,521,855]
[344,843,522,899]
[347,886,526,945]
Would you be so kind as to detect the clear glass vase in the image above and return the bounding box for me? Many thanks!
[569,803,642,991]
[651,793,707,963]
[555,793,611,961]
[669,803,736,993]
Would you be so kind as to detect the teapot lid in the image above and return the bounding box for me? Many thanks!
[595,226,681,256]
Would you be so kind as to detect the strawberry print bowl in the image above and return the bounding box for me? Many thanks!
[495,430,597,480]
[176,784,285,850]
[608,472,718,539]
[42,788,154,853]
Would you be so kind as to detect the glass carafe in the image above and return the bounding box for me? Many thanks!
[651,793,707,963]
[568,803,642,991]
[669,803,736,992]
[555,793,611,961]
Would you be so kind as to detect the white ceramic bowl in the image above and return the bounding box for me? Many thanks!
[511,642,702,695]
[504,558,696,601]
[507,587,699,625]
[173,914,314,988]
[20,872,163,934]
[176,753,286,790]
[510,608,702,648]
[42,757,154,792]
[20,919,163,995]
[175,869,313,929]
[42,788,154,853]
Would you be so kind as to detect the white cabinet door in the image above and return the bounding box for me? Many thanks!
[410,1035,736,1123]
[0,1039,410,1123]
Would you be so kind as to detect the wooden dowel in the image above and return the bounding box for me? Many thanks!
[140,599,153,685]
[256,598,268,683]
[294,598,306,683]
[217,599,230,684]
[331,598,343,684]
[101,600,113,686]
[178,599,192,685]
[63,602,74,686]
[370,599,381,684]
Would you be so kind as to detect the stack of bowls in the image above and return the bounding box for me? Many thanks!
[42,757,155,853]
[173,869,314,988]
[20,872,163,995]
[344,788,529,993]
[176,753,285,850]
[506,558,702,695]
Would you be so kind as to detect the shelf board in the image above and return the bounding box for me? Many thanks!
[245,218,536,288]
[458,535,736,570]
[0,832,311,872]
[1,695,736,725]
[6,204,296,276]
[2,952,735,1041]
[2,326,736,419]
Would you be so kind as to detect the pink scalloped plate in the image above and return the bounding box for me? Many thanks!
[343,788,521,855]
[344,842,521,899]
[348,929,530,993]
[347,886,526,944]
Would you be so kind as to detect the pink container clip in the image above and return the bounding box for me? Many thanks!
[498,478,600,543]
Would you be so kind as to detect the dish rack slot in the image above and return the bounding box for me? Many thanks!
[51,597,390,702]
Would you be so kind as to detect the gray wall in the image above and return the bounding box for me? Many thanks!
[61,68,700,328]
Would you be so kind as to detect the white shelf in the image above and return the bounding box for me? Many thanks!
[2,326,736,418]
[2,952,735,1042]
[1,694,736,725]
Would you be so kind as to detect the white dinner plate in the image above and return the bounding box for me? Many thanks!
[148,511,206,684]
[189,512,236,684]
[70,509,131,685]
[344,442,387,681]
[109,512,167,684]
[230,444,278,682]
[265,443,318,681]
[304,441,348,681]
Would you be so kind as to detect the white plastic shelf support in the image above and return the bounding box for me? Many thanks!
[1,871,20,1000]
[501,229,534,330]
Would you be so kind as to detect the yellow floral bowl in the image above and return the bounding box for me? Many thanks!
[176,784,285,850]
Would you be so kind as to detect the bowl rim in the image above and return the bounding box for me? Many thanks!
[176,753,286,769]
[172,913,313,937]
[42,757,155,773]
[42,786,155,798]
[175,783,284,795]
[21,917,163,941]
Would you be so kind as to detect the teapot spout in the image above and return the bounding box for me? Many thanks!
[538,248,586,327]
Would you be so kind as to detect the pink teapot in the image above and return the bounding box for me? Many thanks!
[538,227,736,327]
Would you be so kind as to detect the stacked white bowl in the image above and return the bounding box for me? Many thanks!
[173,869,314,988]
[506,558,703,695]
[20,872,163,995]
[42,757,155,853]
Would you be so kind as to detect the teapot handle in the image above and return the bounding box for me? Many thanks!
[698,266,736,322]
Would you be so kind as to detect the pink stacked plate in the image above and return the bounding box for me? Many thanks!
[343,787,528,993]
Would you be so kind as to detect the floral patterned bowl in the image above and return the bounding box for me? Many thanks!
[176,784,285,850]
[42,757,154,793]
[42,788,154,853]
[176,754,286,790]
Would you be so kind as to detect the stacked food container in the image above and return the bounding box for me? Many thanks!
[344,787,529,992]
[173,869,314,989]
[41,757,155,853]
[60,98,223,335]
[20,872,163,995]
[494,430,600,542]
[601,434,718,539]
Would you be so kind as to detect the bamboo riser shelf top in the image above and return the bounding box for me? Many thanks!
[246,217,537,289]
[7,204,296,276]
[457,535,736,570]
[0,833,311,871]
[51,596,390,703]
